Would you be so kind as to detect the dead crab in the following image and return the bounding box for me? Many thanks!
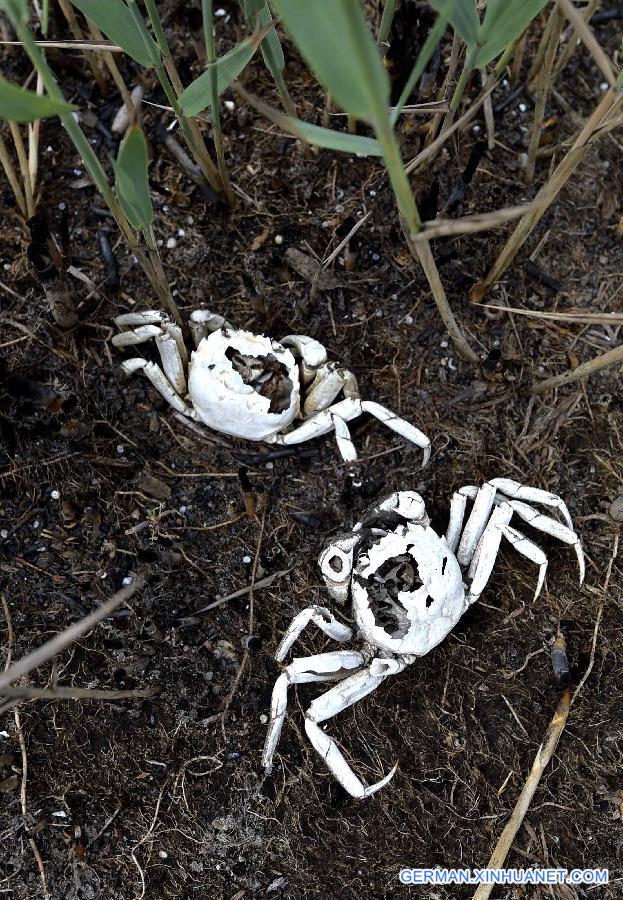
[263,480,584,798]
[111,309,430,463]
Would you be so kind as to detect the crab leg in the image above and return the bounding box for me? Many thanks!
[262,651,364,772]
[280,335,328,384]
[467,504,548,603]
[304,667,399,798]
[276,606,353,661]
[120,359,189,414]
[155,332,187,395]
[456,482,497,566]
[275,397,431,465]
[188,309,233,346]
[489,478,573,528]
[445,490,470,552]
[504,500,585,582]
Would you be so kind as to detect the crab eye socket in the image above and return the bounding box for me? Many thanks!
[319,545,353,583]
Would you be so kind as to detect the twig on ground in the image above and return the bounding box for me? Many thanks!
[191,566,294,615]
[473,689,571,898]
[219,508,267,732]
[0,577,144,691]
[3,597,50,899]
[0,685,159,701]
[531,344,623,394]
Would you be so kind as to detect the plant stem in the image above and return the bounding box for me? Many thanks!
[143,0,223,196]
[8,122,35,217]
[202,0,234,205]
[9,16,182,308]
[450,45,478,112]
[57,0,108,93]
[375,122,477,363]
[404,225,480,364]
[377,126,420,237]
[472,88,622,301]
[377,0,397,44]
[531,344,623,394]
[0,131,27,217]
[143,225,185,329]
[525,7,564,184]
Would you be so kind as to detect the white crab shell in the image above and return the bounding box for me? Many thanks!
[187,328,300,440]
[352,524,466,656]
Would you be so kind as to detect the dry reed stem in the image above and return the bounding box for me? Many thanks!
[0,577,144,691]
[556,0,616,87]
[472,687,572,900]
[472,88,622,301]
[531,344,623,394]
[525,7,564,184]
[553,0,599,80]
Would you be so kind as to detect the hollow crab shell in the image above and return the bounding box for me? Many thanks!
[188,328,300,440]
[352,525,465,657]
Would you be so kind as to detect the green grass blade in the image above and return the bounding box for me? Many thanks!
[0,75,76,122]
[271,0,389,123]
[430,0,479,47]
[179,36,263,115]
[0,0,28,23]
[256,4,285,75]
[112,126,153,230]
[288,119,383,155]
[69,0,160,67]
[475,0,548,66]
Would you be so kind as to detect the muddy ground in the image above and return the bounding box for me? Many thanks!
[1,2,622,899]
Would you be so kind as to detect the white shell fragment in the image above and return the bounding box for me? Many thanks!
[264,480,584,798]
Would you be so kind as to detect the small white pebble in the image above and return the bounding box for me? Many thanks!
[58,201,66,210]
[369,189,377,197]
[260,714,268,725]
[265,461,274,470]
[166,237,177,250]
[3,264,10,271]
[224,99,235,112]
[186,215,194,225]
[163,205,169,212]
[440,340,448,348]
[404,315,414,325]
[472,125,481,133]
[46,145,53,152]
[215,7,226,15]
[116,444,125,455]
[372,253,380,261]
[179,505,187,514]
[335,204,344,213]
[274,234,284,245]
[600,81,609,92]
[518,102,527,113]
[502,79,510,88]
[243,555,252,565]
[321,221,330,228]
[51,490,60,500]
[177,228,186,237]
[32,520,40,529]
[122,576,133,586]
[158,850,168,859]
[52,810,67,818]
[0,530,8,539]
[73,168,82,176]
